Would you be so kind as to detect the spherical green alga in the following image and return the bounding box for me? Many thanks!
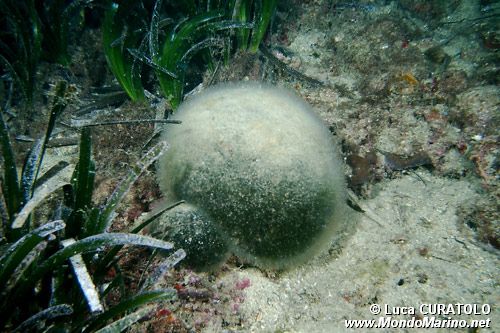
[153,81,351,269]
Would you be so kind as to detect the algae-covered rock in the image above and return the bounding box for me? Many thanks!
[154,82,351,269]
[155,203,229,270]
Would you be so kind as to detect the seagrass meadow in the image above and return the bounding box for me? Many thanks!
[1,0,499,332]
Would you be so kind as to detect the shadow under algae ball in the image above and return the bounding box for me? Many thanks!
[153,81,351,270]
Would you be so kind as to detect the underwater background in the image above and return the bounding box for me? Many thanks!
[0,0,498,332]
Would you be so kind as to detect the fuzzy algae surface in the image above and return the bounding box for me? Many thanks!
[153,82,351,269]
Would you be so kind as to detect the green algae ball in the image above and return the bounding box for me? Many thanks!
[156,203,229,270]
[155,82,350,269]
